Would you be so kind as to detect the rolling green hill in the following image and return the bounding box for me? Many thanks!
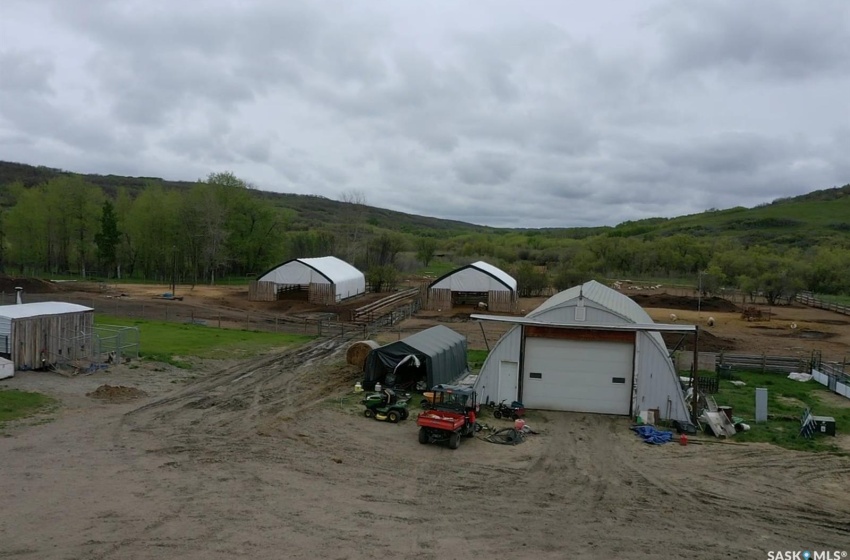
[604,185,850,248]
[5,160,847,247]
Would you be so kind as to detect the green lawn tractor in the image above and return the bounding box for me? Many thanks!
[362,389,410,423]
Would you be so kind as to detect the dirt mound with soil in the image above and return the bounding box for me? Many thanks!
[630,293,738,312]
[661,330,736,352]
[86,384,148,402]
[0,275,58,294]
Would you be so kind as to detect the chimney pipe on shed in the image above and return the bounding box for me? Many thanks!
[15,287,23,305]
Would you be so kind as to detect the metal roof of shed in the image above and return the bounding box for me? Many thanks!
[0,302,94,319]
[530,280,651,322]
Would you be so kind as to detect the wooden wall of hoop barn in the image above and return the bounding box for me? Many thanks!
[9,311,95,369]
[487,290,516,312]
[248,281,278,302]
[423,288,452,311]
[308,283,337,305]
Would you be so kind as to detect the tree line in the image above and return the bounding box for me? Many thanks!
[1,171,849,301]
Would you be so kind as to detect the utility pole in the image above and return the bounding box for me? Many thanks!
[697,270,704,317]
[171,245,177,296]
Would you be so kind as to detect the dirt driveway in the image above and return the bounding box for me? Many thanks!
[2,338,849,560]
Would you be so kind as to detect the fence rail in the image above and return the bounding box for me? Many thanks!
[796,291,850,316]
[715,352,823,374]
[2,291,421,343]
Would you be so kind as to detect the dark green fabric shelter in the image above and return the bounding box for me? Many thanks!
[363,325,468,390]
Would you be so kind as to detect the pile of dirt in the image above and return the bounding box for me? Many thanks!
[0,275,58,294]
[630,293,738,312]
[86,384,148,402]
[661,330,737,352]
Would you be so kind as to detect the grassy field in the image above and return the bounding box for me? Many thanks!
[467,349,490,373]
[713,371,850,452]
[816,293,850,306]
[96,315,314,368]
[0,389,55,428]
[417,260,457,278]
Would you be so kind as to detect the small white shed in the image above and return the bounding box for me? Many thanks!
[425,261,517,312]
[249,256,366,305]
[0,302,95,370]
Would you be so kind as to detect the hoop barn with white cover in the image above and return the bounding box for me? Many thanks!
[472,280,691,422]
[425,261,517,312]
[250,256,365,305]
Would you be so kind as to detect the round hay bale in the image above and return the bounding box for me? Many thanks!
[346,340,380,369]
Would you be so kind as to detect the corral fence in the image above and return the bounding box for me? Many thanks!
[796,291,850,316]
[2,290,422,341]
[715,351,819,375]
[95,324,141,363]
[812,362,850,400]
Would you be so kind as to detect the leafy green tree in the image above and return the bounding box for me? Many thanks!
[367,233,405,267]
[65,177,104,277]
[415,237,437,267]
[287,231,336,259]
[366,264,399,293]
[95,200,121,277]
[553,264,591,291]
[514,261,549,297]
[5,183,49,273]
[113,188,136,278]
[126,186,181,280]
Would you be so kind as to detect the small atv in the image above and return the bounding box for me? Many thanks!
[362,389,410,423]
[493,399,526,420]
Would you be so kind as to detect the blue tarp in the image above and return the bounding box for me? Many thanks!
[631,425,673,445]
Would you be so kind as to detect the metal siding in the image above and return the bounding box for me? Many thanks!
[522,338,634,414]
[473,326,522,406]
[634,332,690,422]
[475,280,691,422]
[0,316,10,354]
[0,302,93,319]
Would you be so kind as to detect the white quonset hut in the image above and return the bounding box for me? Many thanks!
[249,256,366,305]
[472,280,692,422]
[0,302,95,370]
[425,261,517,312]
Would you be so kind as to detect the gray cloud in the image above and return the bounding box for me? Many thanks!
[0,50,54,94]
[0,0,847,228]
[453,152,516,185]
[649,0,850,80]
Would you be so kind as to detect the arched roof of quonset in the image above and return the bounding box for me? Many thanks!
[529,280,649,320]
[528,279,664,346]
[258,257,365,298]
[428,261,516,293]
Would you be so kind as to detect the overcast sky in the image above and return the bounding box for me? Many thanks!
[1,1,848,228]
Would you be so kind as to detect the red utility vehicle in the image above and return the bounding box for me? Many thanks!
[416,385,478,450]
